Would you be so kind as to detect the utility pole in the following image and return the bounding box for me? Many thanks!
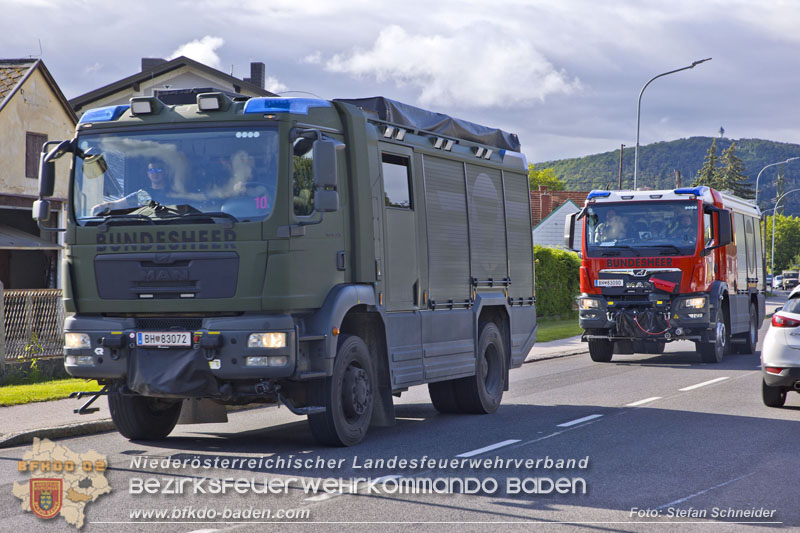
[618,144,625,190]
[674,169,681,188]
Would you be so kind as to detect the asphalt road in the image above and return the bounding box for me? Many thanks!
[1,299,797,532]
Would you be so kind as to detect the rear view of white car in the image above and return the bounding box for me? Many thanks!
[761,286,800,406]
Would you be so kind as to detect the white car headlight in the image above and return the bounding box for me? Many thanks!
[682,297,706,309]
[580,298,600,310]
[64,333,91,349]
[248,332,287,349]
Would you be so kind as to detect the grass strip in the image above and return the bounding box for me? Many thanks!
[0,379,102,407]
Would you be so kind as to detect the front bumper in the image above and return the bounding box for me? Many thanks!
[579,293,712,341]
[63,314,298,396]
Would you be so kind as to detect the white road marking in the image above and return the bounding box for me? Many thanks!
[456,439,521,458]
[625,397,662,407]
[557,414,603,427]
[679,376,729,391]
[655,473,754,510]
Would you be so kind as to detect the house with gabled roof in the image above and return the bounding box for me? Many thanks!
[0,58,75,289]
[70,56,277,115]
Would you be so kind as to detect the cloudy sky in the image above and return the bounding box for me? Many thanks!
[3,0,799,163]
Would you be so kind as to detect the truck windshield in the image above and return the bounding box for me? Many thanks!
[72,126,278,225]
[585,201,699,257]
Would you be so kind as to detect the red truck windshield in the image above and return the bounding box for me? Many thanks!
[585,201,700,257]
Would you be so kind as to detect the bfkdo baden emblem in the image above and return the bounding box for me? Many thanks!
[30,478,63,519]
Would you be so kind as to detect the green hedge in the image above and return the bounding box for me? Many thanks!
[534,245,581,318]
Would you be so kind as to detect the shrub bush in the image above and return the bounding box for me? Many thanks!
[534,245,581,318]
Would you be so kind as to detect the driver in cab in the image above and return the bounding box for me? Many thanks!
[670,212,696,243]
[595,209,627,242]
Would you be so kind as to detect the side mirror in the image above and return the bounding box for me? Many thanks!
[315,190,339,212]
[312,139,341,188]
[717,209,732,247]
[564,212,577,249]
[39,159,56,198]
[32,199,51,223]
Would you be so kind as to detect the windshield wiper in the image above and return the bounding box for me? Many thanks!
[163,211,238,228]
[596,244,641,256]
[640,244,683,255]
[87,213,156,232]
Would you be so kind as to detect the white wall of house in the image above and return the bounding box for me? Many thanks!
[533,200,585,249]
[0,68,74,199]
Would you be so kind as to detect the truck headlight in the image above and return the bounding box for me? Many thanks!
[64,333,91,349]
[248,332,287,349]
[681,297,706,309]
[580,298,600,310]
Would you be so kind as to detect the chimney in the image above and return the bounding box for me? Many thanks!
[244,62,265,89]
[142,58,167,71]
[538,185,548,193]
[540,190,552,218]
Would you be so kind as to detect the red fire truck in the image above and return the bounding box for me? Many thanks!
[565,186,766,363]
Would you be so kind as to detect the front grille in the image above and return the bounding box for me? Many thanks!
[135,318,203,331]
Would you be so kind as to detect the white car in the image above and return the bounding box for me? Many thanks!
[761,285,800,407]
[772,275,783,290]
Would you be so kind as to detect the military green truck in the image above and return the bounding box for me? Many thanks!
[33,93,537,446]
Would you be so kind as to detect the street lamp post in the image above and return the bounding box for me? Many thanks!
[633,58,712,190]
[771,188,800,275]
[754,157,800,206]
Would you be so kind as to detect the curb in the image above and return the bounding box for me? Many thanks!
[524,347,587,364]
[0,420,115,449]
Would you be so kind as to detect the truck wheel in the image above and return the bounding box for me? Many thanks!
[308,335,374,446]
[735,304,758,354]
[588,339,613,362]
[454,322,505,414]
[108,391,182,440]
[697,311,727,363]
[428,380,461,413]
[762,380,787,407]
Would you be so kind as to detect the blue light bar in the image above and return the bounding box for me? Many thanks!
[587,190,612,200]
[674,186,708,196]
[243,97,331,115]
[78,105,130,124]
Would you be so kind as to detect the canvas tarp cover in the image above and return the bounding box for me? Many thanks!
[335,97,521,152]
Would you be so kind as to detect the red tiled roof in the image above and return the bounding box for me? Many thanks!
[530,187,591,225]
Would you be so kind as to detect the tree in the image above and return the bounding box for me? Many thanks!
[717,142,754,198]
[692,138,722,189]
[764,214,800,273]
[528,164,565,191]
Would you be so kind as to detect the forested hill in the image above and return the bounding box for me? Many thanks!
[534,137,800,213]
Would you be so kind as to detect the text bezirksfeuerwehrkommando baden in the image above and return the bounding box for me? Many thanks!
[130,455,590,472]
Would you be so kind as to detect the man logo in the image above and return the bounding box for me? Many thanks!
[633,269,648,277]
[30,479,62,519]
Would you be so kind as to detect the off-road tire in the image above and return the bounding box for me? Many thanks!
[589,339,614,362]
[734,304,758,355]
[108,391,182,440]
[697,310,727,363]
[428,380,461,413]
[454,322,506,414]
[762,380,787,408]
[308,335,374,446]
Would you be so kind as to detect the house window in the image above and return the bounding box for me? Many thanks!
[25,132,48,179]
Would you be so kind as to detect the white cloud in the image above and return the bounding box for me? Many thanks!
[325,25,580,109]
[301,51,322,64]
[83,62,103,74]
[169,36,225,69]
[265,76,288,94]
